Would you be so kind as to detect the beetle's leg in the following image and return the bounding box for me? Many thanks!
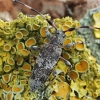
[29,45,41,50]
[60,56,73,69]
[46,26,52,40]
[52,69,63,77]
[29,50,36,64]
[39,74,56,99]
[28,45,40,64]
[54,41,84,49]
[60,57,73,81]
[40,69,63,99]
[61,40,84,49]
[64,41,84,49]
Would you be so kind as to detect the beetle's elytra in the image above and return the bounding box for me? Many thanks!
[30,30,65,91]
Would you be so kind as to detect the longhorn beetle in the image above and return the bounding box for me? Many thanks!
[13,0,100,93]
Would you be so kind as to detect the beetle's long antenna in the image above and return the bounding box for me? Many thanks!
[13,0,57,30]
[65,26,100,32]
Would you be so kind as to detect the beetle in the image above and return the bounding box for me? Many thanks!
[13,0,100,93]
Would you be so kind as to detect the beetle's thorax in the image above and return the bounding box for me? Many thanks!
[50,30,65,45]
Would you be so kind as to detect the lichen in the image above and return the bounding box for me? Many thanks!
[79,7,100,64]
[0,13,100,100]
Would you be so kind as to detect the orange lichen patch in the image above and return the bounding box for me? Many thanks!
[57,75,65,81]
[15,32,23,39]
[33,24,40,30]
[53,82,70,100]
[16,42,24,50]
[12,85,24,94]
[7,58,15,66]
[65,31,72,36]
[75,38,84,51]
[68,70,79,80]
[14,38,19,44]
[44,38,49,43]
[20,28,29,36]
[6,92,13,100]
[1,93,5,100]
[2,74,11,83]
[63,52,70,60]
[24,71,31,77]
[3,44,11,51]
[40,27,47,37]
[25,38,36,47]
[26,24,32,31]
[3,87,12,93]
[62,25,72,36]
[16,56,23,66]
[65,21,72,26]
[70,96,80,100]
[62,25,69,31]
[93,93,98,98]
[63,38,72,48]
[4,65,11,72]
[0,79,7,89]
[11,75,17,82]
[21,49,29,56]
[22,62,31,71]
[75,60,89,73]
[11,47,16,54]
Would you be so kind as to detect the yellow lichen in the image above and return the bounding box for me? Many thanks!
[3,44,11,51]
[15,32,23,39]
[68,70,79,80]
[75,38,85,51]
[33,23,40,30]
[20,28,29,36]
[16,56,24,66]
[93,12,100,38]
[3,87,12,93]
[21,49,29,56]
[40,27,47,37]
[0,12,100,100]
[16,42,25,50]
[7,58,15,66]
[25,38,36,47]
[75,60,89,73]
[2,73,12,83]
[11,47,16,54]
[6,92,13,100]
[52,82,70,100]
[26,24,32,31]
[63,38,72,47]
[12,85,24,94]
[22,62,31,71]
[4,65,11,73]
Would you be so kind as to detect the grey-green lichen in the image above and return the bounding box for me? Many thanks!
[78,7,100,64]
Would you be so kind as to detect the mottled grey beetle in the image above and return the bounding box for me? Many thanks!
[13,0,100,92]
